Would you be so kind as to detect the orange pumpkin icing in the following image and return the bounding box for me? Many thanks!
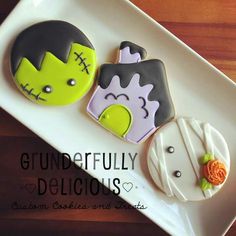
[203,160,227,185]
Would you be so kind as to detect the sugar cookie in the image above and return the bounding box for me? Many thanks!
[147,117,230,201]
[11,20,96,105]
[87,41,175,144]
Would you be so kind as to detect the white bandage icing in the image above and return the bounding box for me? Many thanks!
[177,118,212,198]
[148,117,230,201]
[189,119,228,167]
[150,133,187,201]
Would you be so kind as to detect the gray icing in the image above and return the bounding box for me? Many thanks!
[11,20,94,74]
[120,41,147,59]
[97,59,175,127]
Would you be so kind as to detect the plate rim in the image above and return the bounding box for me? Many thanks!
[0,0,235,235]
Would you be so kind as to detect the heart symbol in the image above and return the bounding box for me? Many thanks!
[24,184,36,194]
[122,182,133,192]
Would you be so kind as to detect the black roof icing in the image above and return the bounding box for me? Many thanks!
[98,59,175,127]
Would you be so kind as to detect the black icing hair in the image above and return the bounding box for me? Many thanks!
[11,20,94,74]
[98,60,175,127]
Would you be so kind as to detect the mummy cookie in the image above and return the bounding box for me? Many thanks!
[87,41,175,144]
[10,20,96,105]
[147,117,230,201]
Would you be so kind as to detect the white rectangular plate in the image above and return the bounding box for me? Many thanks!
[0,0,235,235]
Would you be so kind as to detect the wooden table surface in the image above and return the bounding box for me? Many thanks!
[0,1,235,235]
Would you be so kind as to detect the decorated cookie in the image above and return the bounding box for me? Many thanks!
[147,117,230,201]
[10,20,96,105]
[87,41,175,144]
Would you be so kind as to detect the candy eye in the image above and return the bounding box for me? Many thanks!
[167,146,175,153]
[67,78,76,86]
[174,170,181,178]
[42,85,53,93]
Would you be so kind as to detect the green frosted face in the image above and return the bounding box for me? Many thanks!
[14,43,96,105]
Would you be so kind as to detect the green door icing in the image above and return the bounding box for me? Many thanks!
[99,104,133,137]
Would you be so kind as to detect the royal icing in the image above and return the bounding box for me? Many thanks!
[87,41,175,144]
[147,117,230,201]
[203,160,227,186]
[11,20,96,106]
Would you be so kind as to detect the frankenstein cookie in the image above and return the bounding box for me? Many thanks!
[87,41,175,144]
[10,20,96,105]
[147,117,230,201]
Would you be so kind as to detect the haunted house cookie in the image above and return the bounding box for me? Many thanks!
[147,117,230,201]
[10,20,96,105]
[87,41,175,144]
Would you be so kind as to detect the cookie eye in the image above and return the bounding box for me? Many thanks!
[174,170,181,178]
[67,78,76,86]
[42,85,53,93]
[167,146,175,153]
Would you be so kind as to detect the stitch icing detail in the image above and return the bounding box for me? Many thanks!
[11,20,96,106]
[74,51,91,74]
[20,83,46,101]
